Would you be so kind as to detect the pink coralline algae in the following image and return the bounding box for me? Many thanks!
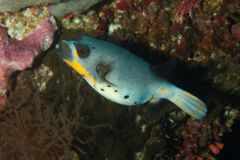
[175,119,211,160]
[175,0,200,23]
[0,16,57,108]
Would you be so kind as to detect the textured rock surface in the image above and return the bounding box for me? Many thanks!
[0,0,105,19]
[0,0,59,12]
[0,16,57,107]
[49,0,104,18]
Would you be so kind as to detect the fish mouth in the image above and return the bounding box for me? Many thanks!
[54,40,74,61]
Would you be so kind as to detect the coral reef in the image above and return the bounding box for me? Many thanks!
[136,104,239,160]
[0,0,239,159]
[175,106,239,160]
[0,15,57,107]
[175,119,215,160]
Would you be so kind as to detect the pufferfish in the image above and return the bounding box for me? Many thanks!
[55,36,207,120]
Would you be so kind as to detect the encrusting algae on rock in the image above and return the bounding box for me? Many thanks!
[0,6,52,40]
[0,8,57,108]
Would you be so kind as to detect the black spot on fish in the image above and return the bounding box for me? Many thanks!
[127,57,130,59]
[114,90,118,92]
[74,42,90,58]
[107,84,111,87]
[124,95,129,99]
[96,63,114,85]
[100,88,104,91]
[92,46,96,49]
[134,102,137,104]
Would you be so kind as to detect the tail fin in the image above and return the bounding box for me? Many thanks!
[168,87,207,119]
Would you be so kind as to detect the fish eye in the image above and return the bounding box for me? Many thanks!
[74,43,90,58]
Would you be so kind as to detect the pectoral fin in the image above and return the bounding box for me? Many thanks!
[96,63,115,86]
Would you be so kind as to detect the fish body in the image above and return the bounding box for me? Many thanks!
[55,36,207,119]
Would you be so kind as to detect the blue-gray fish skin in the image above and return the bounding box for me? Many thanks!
[55,36,207,120]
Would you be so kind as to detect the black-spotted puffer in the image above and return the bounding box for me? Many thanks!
[55,36,207,120]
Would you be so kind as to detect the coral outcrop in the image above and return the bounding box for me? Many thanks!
[0,0,59,12]
[0,16,57,107]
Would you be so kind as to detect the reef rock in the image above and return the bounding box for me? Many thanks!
[0,16,57,108]
[0,0,60,12]
[0,0,105,19]
[49,0,104,18]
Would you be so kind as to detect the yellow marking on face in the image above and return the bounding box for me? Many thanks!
[73,50,78,57]
[63,59,96,85]
[158,88,169,95]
